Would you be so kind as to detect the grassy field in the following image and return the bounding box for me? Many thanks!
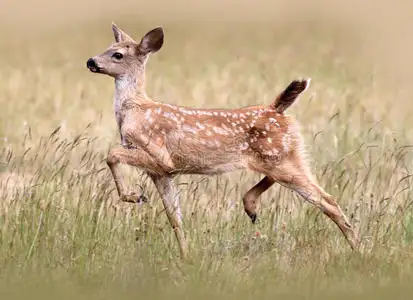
[1,1,413,299]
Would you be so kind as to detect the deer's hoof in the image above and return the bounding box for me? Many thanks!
[137,194,148,203]
[250,213,258,224]
[121,193,148,204]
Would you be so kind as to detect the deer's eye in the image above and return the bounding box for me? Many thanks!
[112,52,123,60]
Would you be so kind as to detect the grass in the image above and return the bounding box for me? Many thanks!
[1,1,413,299]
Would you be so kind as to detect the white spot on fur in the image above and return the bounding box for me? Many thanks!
[213,126,228,135]
[222,124,234,135]
[195,122,205,130]
[163,112,179,123]
[269,117,280,127]
[267,137,272,143]
[240,142,249,150]
[263,148,279,157]
[182,124,197,134]
[282,134,291,152]
[145,110,152,121]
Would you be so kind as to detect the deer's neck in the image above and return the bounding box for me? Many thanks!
[114,73,147,126]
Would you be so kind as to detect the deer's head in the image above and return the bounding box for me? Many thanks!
[87,24,164,78]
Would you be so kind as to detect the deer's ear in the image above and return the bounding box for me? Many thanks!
[138,27,164,55]
[112,23,135,43]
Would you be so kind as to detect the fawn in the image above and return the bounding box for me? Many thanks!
[86,24,359,259]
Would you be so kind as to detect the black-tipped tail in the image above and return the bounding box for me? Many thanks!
[270,78,310,113]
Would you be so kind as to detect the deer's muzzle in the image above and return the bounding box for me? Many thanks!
[87,58,100,73]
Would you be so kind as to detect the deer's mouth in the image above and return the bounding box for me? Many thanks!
[88,66,101,73]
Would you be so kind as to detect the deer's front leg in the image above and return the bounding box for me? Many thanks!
[150,175,188,259]
[106,146,168,203]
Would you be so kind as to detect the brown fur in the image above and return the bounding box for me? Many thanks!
[86,24,359,259]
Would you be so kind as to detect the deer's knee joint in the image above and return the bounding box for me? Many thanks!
[243,192,257,209]
[242,191,255,205]
[242,193,258,222]
[106,151,119,166]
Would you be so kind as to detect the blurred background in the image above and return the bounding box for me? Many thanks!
[1,0,413,139]
[1,1,413,299]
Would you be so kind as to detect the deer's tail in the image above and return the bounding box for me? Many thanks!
[270,78,311,113]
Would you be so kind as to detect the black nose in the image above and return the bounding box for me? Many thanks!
[87,58,97,69]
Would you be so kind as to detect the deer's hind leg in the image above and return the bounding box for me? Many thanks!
[242,176,275,223]
[265,155,359,250]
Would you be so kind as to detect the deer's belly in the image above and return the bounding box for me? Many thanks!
[171,159,245,175]
[168,144,245,175]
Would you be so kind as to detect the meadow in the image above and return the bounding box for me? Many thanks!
[1,1,413,299]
